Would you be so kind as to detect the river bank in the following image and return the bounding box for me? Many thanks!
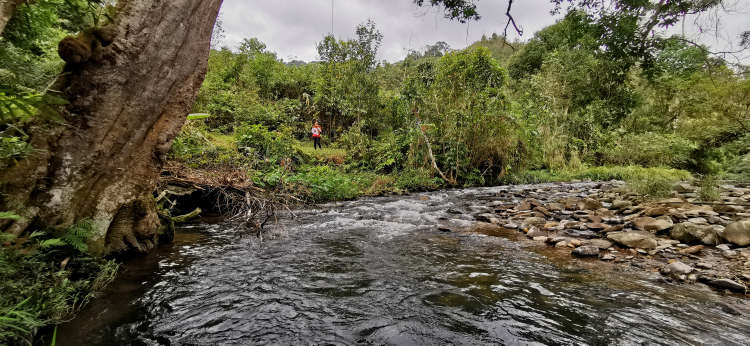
[437,180,750,296]
[40,181,750,345]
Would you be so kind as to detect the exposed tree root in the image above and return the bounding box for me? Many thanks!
[158,162,307,236]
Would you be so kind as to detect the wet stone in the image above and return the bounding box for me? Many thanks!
[572,246,599,256]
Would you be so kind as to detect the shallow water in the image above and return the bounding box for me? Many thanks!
[49,184,750,345]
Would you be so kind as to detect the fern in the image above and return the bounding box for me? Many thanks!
[0,211,23,220]
[39,239,66,249]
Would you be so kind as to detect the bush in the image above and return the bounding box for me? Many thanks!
[288,166,360,202]
[697,175,721,201]
[236,124,301,169]
[395,168,443,191]
[601,133,696,168]
[0,218,118,345]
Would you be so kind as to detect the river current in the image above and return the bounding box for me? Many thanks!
[51,184,750,345]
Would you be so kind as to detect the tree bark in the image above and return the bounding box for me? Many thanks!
[0,0,223,255]
[0,0,26,37]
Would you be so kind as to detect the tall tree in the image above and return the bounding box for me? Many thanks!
[1,0,222,254]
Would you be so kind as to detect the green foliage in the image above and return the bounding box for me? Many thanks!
[236,124,301,169]
[288,166,360,202]
[697,175,721,202]
[0,218,118,345]
[395,168,444,191]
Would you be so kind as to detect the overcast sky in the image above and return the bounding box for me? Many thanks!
[217,0,749,64]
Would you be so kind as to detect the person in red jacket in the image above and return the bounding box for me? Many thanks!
[311,121,322,150]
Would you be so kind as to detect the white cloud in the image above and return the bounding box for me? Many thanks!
[217,0,748,64]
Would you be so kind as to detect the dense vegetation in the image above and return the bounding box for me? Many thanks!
[1,0,749,342]
[169,13,748,202]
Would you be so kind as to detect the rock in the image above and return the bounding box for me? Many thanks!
[709,279,746,291]
[723,220,750,246]
[601,254,615,260]
[515,202,533,211]
[550,237,567,243]
[527,229,546,238]
[674,183,695,193]
[716,244,731,251]
[587,222,608,230]
[572,246,599,256]
[637,249,648,255]
[678,245,704,254]
[569,239,582,247]
[658,239,680,246]
[722,250,738,258]
[611,200,633,209]
[645,207,670,216]
[677,244,689,248]
[607,231,658,249]
[713,205,745,214]
[667,261,694,275]
[632,217,673,232]
[547,203,565,212]
[687,217,708,224]
[555,241,568,248]
[474,213,494,222]
[447,208,464,214]
[577,198,603,211]
[504,223,519,229]
[533,236,549,242]
[543,222,559,229]
[523,217,547,227]
[588,239,613,250]
[602,224,625,233]
[686,274,697,283]
[588,215,604,223]
[696,262,713,269]
[670,223,719,245]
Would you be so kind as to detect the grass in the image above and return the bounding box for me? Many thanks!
[504,165,691,185]
[298,141,347,165]
[698,175,721,201]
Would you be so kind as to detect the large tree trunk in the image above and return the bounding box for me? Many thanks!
[0,0,26,37]
[0,0,223,254]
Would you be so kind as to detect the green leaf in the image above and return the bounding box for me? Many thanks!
[187,113,211,120]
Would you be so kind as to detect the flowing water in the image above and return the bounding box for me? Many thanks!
[50,184,750,345]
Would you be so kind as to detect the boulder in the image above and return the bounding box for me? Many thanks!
[602,224,624,233]
[709,279,746,291]
[572,246,599,256]
[606,231,658,249]
[527,229,547,238]
[632,217,673,232]
[611,200,633,210]
[723,220,750,246]
[547,203,565,212]
[713,204,745,214]
[587,222,608,230]
[588,239,613,250]
[577,198,603,211]
[670,223,718,245]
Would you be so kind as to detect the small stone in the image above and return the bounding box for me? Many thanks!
[677,244,689,248]
[587,222,608,230]
[713,205,745,214]
[533,236,549,242]
[550,237,567,243]
[569,239,582,247]
[668,259,676,264]
[678,245,704,254]
[543,222,559,229]
[722,250,738,258]
[602,224,624,233]
[667,261,693,275]
[716,244,730,251]
[555,241,568,248]
[687,217,708,224]
[577,198,603,211]
[696,262,713,269]
[637,249,648,255]
[527,229,546,238]
[645,207,670,216]
[504,223,519,229]
[601,254,615,260]
[686,274,697,283]
[626,256,634,260]
[547,203,565,212]
[572,246,600,256]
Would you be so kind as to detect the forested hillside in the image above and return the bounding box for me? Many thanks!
[171,13,749,201]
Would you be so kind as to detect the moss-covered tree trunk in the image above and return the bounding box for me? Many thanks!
[0,0,223,254]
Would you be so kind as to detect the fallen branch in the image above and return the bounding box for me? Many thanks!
[414,112,457,186]
[172,208,202,223]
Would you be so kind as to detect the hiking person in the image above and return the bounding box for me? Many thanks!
[311,121,322,150]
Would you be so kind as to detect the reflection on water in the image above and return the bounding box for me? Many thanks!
[48,184,750,345]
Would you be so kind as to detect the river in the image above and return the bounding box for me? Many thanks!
[49,184,750,345]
